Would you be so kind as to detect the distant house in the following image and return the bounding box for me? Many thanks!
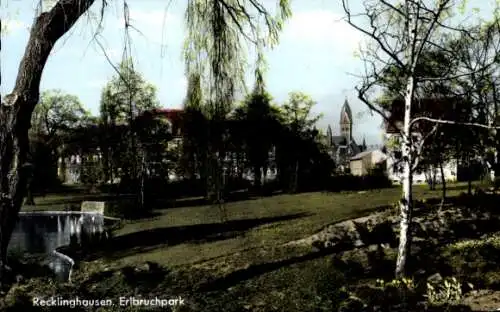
[349,149,387,176]
[326,99,367,172]
[384,97,465,184]
[57,108,185,185]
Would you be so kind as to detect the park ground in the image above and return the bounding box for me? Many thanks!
[3,182,500,311]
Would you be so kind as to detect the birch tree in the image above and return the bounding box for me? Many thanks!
[341,0,499,277]
[0,0,290,280]
[451,21,500,183]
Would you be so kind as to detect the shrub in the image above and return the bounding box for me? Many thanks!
[425,276,463,306]
[326,173,392,192]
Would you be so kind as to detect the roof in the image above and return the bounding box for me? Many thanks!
[332,135,346,145]
[141,108,185,136]
[149,108,184,121]
[385,97,472,133]
[350,149,386,161]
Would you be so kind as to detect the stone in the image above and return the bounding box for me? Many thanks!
[81,201,106,215]
[15,274,23,283]
[427,273,443,283]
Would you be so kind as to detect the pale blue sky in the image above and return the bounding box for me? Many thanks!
[1,0,496,145]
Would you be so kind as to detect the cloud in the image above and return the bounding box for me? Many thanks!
[1,19,29,35]
[106,6,183,47]
[128,8,181,28]
[109,7,181,30]
[102,47,122,61]
[177,76,188,89]
[282,10,364,52]
[86,79,108,89]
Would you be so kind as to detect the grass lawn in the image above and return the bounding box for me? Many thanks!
[22,183,471,268]
[8,182,490,311]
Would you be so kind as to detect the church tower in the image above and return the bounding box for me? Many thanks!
[340,98,353,144]
[326,125,333,147]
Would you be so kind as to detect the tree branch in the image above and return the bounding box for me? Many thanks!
[410,116,500,129]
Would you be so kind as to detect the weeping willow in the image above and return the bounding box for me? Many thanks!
[183,0,291,206]
[184,0,291,118]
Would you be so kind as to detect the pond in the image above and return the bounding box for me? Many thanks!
[8,211,117,281]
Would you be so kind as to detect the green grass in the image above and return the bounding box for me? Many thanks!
[7,182,485,311]
[22,183,470,269]
[108,185,463,267]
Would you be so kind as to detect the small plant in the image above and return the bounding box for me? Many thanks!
[376,277,415,290]
[425,276,462,305]
[373,277,420,309]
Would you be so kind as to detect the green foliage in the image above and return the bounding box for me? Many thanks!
[183,0,291,119]
[425,277,463,305]
[27,90,89,190]
[31,89,89,139]
[373,277,421,308]
[281,91,323,133]
[97,60,160,187]
[100,59,159,125]
[235,87,278,188]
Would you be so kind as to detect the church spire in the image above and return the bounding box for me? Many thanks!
[326,125,333,147]
[362,136,367,151]
[340,98,353,144]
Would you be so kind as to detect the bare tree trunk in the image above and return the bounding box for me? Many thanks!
[139,147,146,211]
[0,0,95,277]
[24,179,35,206]
[466,154,473,195]
[395,75,414,278]
[439,158,446,202]
[493,82,499,191]
[253,165,261,189]
[426,165,436,190]
[292,160,299,193]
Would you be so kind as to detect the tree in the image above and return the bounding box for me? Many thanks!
[184,0,291,207]
[0,1,96,275]
[280,91,323,192]
[26,89,89,203]
[0,0,290,277]
[31,89,89,140]
[133,111,173,210]
[181,73,208,183]
[100,59,159,125]
[451,21,500,184]
[341,0,499,277]
[99,59,160,185]
[235,89,276,189]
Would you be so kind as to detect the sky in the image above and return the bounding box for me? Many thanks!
[0,0,497,146]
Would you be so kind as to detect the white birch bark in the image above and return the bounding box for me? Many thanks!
[395,0,417,278]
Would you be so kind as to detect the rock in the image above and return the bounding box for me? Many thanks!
[15,274,23,283]
[462,281,474,293]
[81,201,106,215]
[414,269,426,277]
[368,244,379,253]
[427,273,443,283]
[320,220,364,250]
[135,261,160,273]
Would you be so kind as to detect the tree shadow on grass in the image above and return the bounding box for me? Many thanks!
[64,212,312,262]
[197,249,336,292]
[153,189,275,210]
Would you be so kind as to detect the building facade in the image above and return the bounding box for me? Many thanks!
[349,149,387,176]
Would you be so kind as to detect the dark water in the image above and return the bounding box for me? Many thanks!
[9,212,106,281]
